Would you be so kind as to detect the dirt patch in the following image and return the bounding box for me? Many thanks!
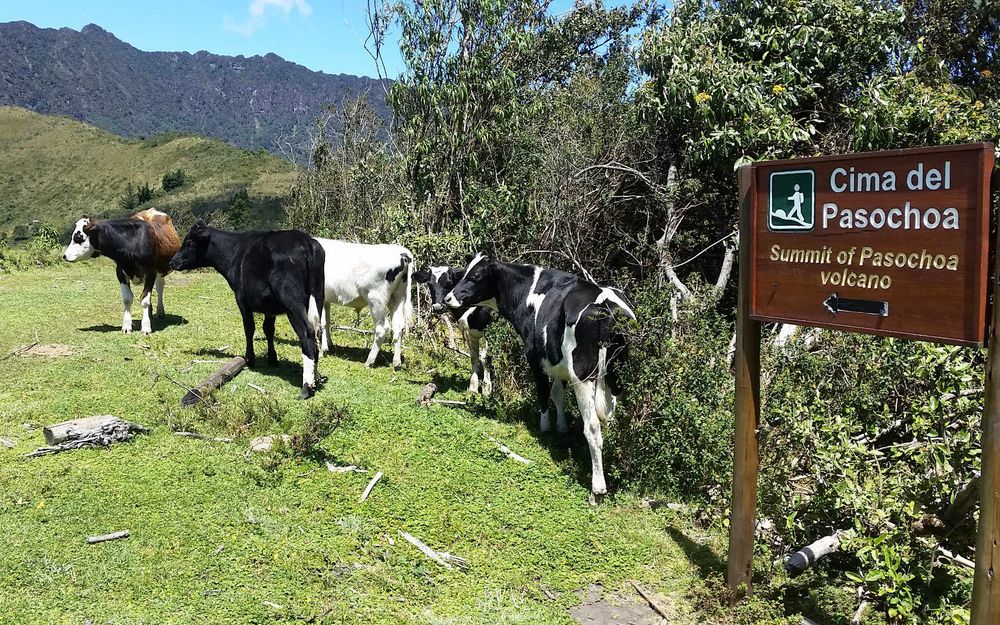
[570,583,667,625]
[18,343,78,358]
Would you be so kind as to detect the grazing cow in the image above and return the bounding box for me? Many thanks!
[169,221,326,399]
[313,238,413,368]
[414,266,493,395]
[445,254,635,504]
[62,208,180,335]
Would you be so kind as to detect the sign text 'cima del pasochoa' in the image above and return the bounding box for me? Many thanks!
[750,143,995,346]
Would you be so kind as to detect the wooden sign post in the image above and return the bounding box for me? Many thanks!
[728,143,997,620]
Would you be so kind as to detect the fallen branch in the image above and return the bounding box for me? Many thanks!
[2,340,39,361]
[27,417,148,457]
[431,399,467,407]
[398,530,453,570]
[937,546,975,569]
[325,462,364,473]
[445,343,470,358]
[359,471,384,502]
[785,531,843,576]
[333,325,374,335]
[629,580,669,619]
[173,431,233,443]
[87,530,130,544]
[487,436,532,465]
[181,356,246,406]
[246,382,266,394]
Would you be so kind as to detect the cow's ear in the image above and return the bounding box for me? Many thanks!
[413,270,430,283]
[82,218,97,234]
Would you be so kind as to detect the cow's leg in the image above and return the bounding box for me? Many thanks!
[551,378,567,434]
[238,301,256,367]
[287,308,320,399]
[139,274,156,335]
[320,303,332,354]
[480,338,492,397]
[155,274,166,319]
[364,302,389,368]
[119,281,134,334]
[531,364,553,432]
[263,314,278,366]
[575,379,606,504]
[389,300,407,369]
[467,333,481,394]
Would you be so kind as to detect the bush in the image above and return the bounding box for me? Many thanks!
[290,400,351,457]
[162,169,187,191]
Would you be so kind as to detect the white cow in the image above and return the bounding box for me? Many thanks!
[314,238,414,368]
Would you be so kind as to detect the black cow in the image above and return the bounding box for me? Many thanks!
[414,266,494,395]
[444,254,635,504]
[169,221,326,399]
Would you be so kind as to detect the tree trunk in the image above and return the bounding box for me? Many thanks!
[44,415,130,446]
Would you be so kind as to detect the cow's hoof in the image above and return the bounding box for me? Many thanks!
[317,375,329,385]
[299,385,316,400]
[588,492,605,506]
[122,326,132,334]
[363,361,375,369]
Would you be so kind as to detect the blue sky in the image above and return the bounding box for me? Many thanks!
[0,0,637,79]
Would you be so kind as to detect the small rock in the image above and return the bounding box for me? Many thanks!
[21,423,37,431]
[246,434,292,455]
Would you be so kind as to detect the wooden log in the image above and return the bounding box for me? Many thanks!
[44,415,123,446]
[181,356,246,406]
[87,530,129,544]
[785,532,842,576]
[359,471,383,502]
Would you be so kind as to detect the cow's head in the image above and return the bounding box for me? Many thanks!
[445,253,498,310]
[169,220,211,271]
[413,266,463,313]
[63,217,100,261]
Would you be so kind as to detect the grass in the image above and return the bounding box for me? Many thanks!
[0,106,294,235]
[0,260,714,625]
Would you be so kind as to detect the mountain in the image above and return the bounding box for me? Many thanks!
[0,21,390,153]
[0,106,295,236]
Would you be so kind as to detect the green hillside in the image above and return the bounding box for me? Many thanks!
[0,106,295,236]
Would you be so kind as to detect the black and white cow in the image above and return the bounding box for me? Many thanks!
[444,254,635,504]
[63,208,181,335]
[313,238,413,368]
[169,221,326,399]
[414,266,493,395]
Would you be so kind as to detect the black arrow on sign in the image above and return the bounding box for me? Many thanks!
[823,293,889,317]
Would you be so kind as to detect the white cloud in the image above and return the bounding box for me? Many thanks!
[224,0,312,37]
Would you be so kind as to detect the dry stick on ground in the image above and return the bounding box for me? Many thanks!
[246,383,266,394]
[398,531,454,570]
[431,399,467,407]
[181,356,247,406]
[2,340,39,361]
[333,325,374,335]
[359,471,384,502]
[487,436,533,464]
[87,530,130,544]
[628,580,670,620]
[173,431,233,443]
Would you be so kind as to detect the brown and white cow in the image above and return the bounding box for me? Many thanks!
[63,208,180,334]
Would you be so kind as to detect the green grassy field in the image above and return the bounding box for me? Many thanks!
[0,260,713,624]
[0,106,295,235]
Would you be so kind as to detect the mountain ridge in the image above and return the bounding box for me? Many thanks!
[0,21,391,153]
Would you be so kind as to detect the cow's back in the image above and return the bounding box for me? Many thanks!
[314,238,412,306]
[132,209,180,274]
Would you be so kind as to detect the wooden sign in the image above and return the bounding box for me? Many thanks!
[749,143,995,346]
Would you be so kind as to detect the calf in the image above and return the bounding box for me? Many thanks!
[169,221,326,399]
[445,254,635,504]
[314,238,413,368]
[63,208,180,335]
[414,266,493,395]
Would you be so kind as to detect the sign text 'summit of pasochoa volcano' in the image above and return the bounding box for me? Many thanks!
[750,143,995,346]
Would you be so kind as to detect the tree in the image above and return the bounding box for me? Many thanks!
[228,188,250,230]
[162,169,187,191]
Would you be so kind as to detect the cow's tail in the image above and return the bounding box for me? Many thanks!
[392,250,414,333]
[307,241,325,341]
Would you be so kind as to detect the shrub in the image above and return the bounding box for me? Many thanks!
[290,400,350,457]
[162,169,187,191]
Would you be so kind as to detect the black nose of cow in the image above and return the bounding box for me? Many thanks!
[62,254,68,261]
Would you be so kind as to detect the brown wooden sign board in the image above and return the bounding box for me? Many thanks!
[749,143,995,346]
